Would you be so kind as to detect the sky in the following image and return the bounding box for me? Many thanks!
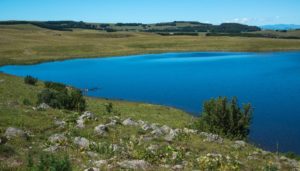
[0,0,300,26]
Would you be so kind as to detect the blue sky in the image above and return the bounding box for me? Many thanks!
[0,0,299,25]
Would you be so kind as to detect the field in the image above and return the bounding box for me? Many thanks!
[1,24,300,66]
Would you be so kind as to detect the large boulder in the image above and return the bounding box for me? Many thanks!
[118,160,150,170]
[94,124,109,136]
[74,137,90,149]
[4,127,27,139]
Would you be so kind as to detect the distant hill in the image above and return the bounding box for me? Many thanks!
[0,20,261,33]
[260,24,300,30]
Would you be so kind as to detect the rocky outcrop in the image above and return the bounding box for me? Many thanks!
[199,132,223,143]
[122,118,138,126]
[94,124,109,136]
[48,134,67,144]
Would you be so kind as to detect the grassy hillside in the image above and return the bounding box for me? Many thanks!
[1,24,300,66]
[0,73,299,170]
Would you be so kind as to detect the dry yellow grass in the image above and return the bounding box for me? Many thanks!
[1,24,300,66]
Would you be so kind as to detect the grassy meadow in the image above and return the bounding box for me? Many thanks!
[1,24,300,66]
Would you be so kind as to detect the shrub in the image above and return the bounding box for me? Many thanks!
[24,75,38,85]
[28,153,72,171]
[194,97,252,140]
[44,81,67,92]
[37,87,86,112]
[23,98,32,106]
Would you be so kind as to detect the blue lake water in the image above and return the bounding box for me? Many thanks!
[1,52,300,154]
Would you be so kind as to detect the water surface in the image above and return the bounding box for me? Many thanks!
[1,52,300,154]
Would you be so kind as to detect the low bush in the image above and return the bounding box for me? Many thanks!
[27,153,72,171]
[24,75,38,85]
[194,97,252,140]
[37,82,86,112]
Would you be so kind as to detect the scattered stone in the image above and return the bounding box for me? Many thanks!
[43,145,60,152]
[164,129,178,141]
[4,127,27,139]
[84,167,99,171]
[151,128,163,137]
[183,128,198,134]
[160,125,171,134]
[147,144,159,153]
[87,151,99,158]
[76,119,85,129]
[200,132,223,143]
[80,111,95,120]
[137,120,145,126]
[37,103,50,110]
[141,123,151,131]
[48,134,67,144]
[106,119,117,127]
[74,137,90,149]
[118,160,149,170]
[54,119,66,128]
[94,160,108,167]
[172,164,184,170]
[94,124,109,136]
[122,118,138,126]
[232,140,246,149]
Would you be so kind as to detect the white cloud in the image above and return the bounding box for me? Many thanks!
[225,16,281,25]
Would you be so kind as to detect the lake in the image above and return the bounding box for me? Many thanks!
[1,52,300,154]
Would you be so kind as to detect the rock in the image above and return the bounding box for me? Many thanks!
[164,129,178,141]
[94,124,109,136]
[87,151,99,158]
[141,123,151,131]
[172,164,184,170]
[76,111,95,128]
[150,123,160,130]
[111,144,119,152]
[137,120,145,126]
[160,125,171,134]
[84,167,99,171]
[122,118,138,126]
[80,111,95,120]
[74,137,90,149]
[233,140,246,149]
[94,160,108,167]
[200,132,223,143]
[43,145,59,152]
[4,127,27,139]
[54,119,66,128]
[147,144,159,153]
[37,103,50,110]
[118,160,149,170]
[76,119,85,129]
[106,119,118,127]
[151,128,163,137]
[48,134,67,144]
[183,128,198,134]
[0,79,4,83]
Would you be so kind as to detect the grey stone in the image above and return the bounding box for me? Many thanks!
[200,132,223,143]
[141,123,151,131]
[54,119,66,128]
[80,111,95,120]
[4,127,27,139]
[122,118,138,126]
[84,167,99,171]
[37,103,50,110]
[94,160,108,167]
[160,125,171,134]
[172,164,184,170]
[48,134,67,144]
[183,128,198,134]
[164,129,178,141]
[87,151,99,158]
[151,128,163,137]
[74,137,90,149]
[233,140,246,149]
[94,124,109,136]
[43,145,59,152]
[118,160,149,170]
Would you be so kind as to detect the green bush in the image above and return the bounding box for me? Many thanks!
[37,84,86,112]
[44,81,67,92]
[27,153,72,171]
[194,97,252,140]
[24,75,38,85]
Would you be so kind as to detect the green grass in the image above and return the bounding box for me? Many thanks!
[0,73,299,170]
[1,24,300,66]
